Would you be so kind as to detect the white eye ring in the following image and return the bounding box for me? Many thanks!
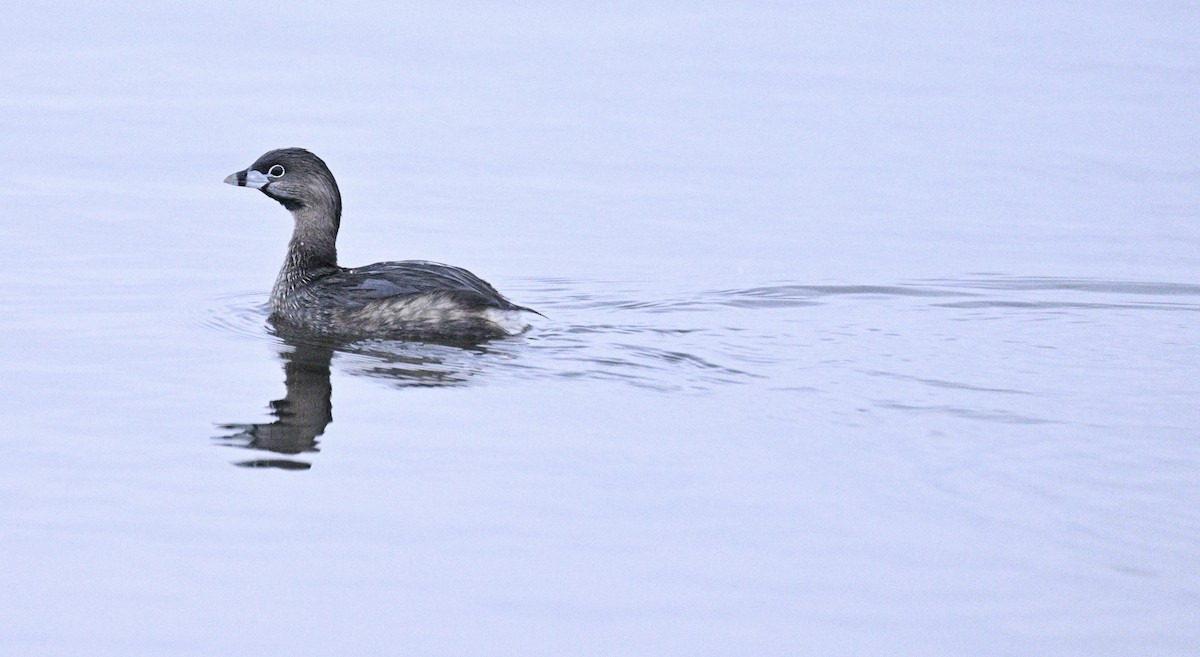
[267,164,285,178]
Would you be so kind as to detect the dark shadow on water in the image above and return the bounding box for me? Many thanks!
[213,339,334,470]
[212,325,488,470]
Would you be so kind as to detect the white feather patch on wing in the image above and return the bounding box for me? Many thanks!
[483,308,535,335]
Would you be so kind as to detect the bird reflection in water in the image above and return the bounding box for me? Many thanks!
[213,331,482,470]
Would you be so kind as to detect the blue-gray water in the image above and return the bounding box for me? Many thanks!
[2,3,1198,656]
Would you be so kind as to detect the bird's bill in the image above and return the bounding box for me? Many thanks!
[224,169,270,190]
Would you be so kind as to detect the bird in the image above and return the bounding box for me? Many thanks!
[224,148,537,342]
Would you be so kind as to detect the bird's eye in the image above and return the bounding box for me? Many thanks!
[267,164,286,178]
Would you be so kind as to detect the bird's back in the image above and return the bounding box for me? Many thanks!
[274,260,535,341]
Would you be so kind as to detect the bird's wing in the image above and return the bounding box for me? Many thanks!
[316,260,525,311]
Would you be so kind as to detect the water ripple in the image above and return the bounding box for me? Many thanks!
[195,290,271,342]
[202,275,1200,395]
[873,401,1056,425]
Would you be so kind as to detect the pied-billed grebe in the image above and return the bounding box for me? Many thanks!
[224,148,537,341]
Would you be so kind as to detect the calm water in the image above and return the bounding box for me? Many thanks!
[2,3,1198,656]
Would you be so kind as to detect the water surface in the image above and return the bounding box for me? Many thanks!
[1,2,1198,656]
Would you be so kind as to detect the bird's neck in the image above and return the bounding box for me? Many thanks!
[271,202,341,308]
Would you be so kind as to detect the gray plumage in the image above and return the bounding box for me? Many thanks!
[225,148,535,341]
